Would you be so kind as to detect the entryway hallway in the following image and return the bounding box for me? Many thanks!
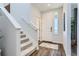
[0,3,78,56]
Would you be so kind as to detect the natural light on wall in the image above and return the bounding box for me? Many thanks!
[54,12,58,34]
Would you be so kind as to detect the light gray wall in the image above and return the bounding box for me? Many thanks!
[0,8,21,56]
[0,3,9,7]
[10,3,32,23]
[0,15,17,56]
[0,16,4,50]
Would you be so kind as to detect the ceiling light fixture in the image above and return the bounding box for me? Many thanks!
[48,4,51,6]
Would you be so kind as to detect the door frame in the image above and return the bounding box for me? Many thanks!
[77,4,79,56]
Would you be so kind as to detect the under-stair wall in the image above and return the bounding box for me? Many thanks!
[0,7,21,55]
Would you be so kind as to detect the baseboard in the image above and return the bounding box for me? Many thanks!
[30,48,39,56]
[27,47,37,56]
[39,40,62,45]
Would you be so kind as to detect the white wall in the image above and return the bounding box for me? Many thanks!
[63,4,71,56]
[10,3,38,49]
[41,7,63,44]
[31,6,41,29]
[31,6,41,41]
[63,4,67,56]
[10,3,32,23]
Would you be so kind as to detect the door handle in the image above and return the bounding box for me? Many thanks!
[50,27,52,32]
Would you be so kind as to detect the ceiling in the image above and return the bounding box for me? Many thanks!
[31,3,63,12]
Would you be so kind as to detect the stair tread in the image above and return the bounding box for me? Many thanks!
[20,34,26,38]
[21,43,32,51]
[20,34,26,36]
[20,33,26,35]
[21,37,29,41]
[21,41,32,47]
[21,38,29,44]
[21,46,35,56]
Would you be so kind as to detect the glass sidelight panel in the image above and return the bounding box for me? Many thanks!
[54,12,58,34]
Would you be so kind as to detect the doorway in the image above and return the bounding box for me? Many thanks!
[71,5,77,56]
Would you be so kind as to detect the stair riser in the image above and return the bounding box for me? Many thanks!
[21,43,32,51]
[25,47,37,56]
[20,35,26,38]
[21,39,29,44]
[20,31,23,34]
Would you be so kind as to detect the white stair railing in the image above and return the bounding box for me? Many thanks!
[21,18,38,31]
[21,17,39,49]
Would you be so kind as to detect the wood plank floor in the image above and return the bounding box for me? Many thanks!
[31,43,65,56]
[31,46,62,56]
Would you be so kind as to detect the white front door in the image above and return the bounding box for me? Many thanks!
[41,7,63,44]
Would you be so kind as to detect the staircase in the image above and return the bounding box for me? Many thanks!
[18,29,36,56]
[0,7,37,56]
